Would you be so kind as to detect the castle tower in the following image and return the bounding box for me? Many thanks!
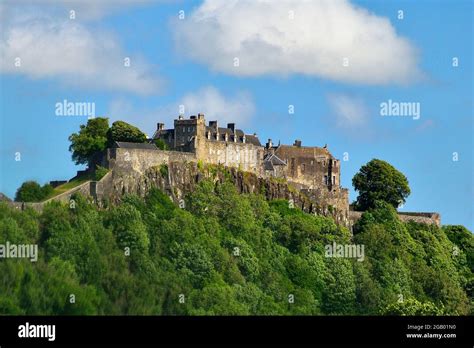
[194,113,207,160]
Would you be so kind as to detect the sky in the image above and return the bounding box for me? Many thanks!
[0,0,472,230]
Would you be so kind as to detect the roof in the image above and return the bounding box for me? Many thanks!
[264,153,286,171]
[205,126,261,146]
[277,144,331,157]
[264,153,286,166]
[245,134,261,146]
[152,128,174,139]
[205,126,244,137]
[114,141,158,150]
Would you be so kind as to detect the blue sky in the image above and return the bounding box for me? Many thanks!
[0,0,472,230]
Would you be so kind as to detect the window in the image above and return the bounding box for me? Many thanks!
[324,175,328,185]
[301,164,305,172]
[332,176,336,185]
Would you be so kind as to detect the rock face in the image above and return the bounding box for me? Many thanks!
[96,160,350,226]
[89,147,351,226]
[6,145,439,230]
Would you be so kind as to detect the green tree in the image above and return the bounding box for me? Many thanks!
[107,121,147,145]
[154,138,168,150]
[322,258,356,314]
[15,181,43,202]
[15,181,52,202]
[352,159,410,210]
[106,204,150,255]
[68,117,109,166]
[381,298,443,315]
[443,225,474,270]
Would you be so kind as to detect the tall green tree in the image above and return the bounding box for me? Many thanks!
[15,181,52,202]
[68,117,109,166]
[352,159,410,210]
[107,121,147,145]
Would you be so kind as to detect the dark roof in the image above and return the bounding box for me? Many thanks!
[204,126,260,146]
[152,128,174,139]
[159,129,174,135]
[245,134,261,146]
[114,141,158,150]
[205,126,245,137]
[264,153,286,166]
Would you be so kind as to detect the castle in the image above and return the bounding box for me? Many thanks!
[153,113,343,191]
[7,113,441,228]
[151,113,349,219]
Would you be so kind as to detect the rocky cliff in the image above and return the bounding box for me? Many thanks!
[97,161,350,226]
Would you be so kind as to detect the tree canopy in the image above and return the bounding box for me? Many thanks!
[68,117,109,166]
[352,159,410,211]
[1,179,471,315]
[15,181,53,202]
[107,121,147,145]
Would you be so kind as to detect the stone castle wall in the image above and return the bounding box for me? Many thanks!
[199,140,264,176]
[348,210,441,227]
[105,148,197,175]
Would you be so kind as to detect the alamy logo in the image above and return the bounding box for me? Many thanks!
[18,322,55,341]
[55,99,96,117]
[380,99,420,120]
[325,241,365,262]
[0,241,38,262]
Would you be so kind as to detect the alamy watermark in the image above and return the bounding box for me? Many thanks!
[380,99,420,120]
[325,241,365,262]
[55,99,96,118]
[0,241,38,262]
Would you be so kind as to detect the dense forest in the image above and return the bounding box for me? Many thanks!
[1,178,472,315]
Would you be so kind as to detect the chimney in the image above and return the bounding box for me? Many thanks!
[209,120,218,129]
[242,134,246,143]
[157,123,164,131]
[178,115,184,120]
[294,139,302,147]
[266,138,273,149]
[227,123,235,133]
[190,115,196,120]
[198,113,205,120]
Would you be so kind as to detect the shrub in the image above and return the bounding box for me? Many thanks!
[154,138,168,150]
[94,165,109,181]
[15,181,53,202]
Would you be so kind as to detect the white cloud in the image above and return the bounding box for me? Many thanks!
[108,86,256,135]
[1,0,158,21]
[327,94,368,129]
[0,5,163,95]
[174,0,421,85]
